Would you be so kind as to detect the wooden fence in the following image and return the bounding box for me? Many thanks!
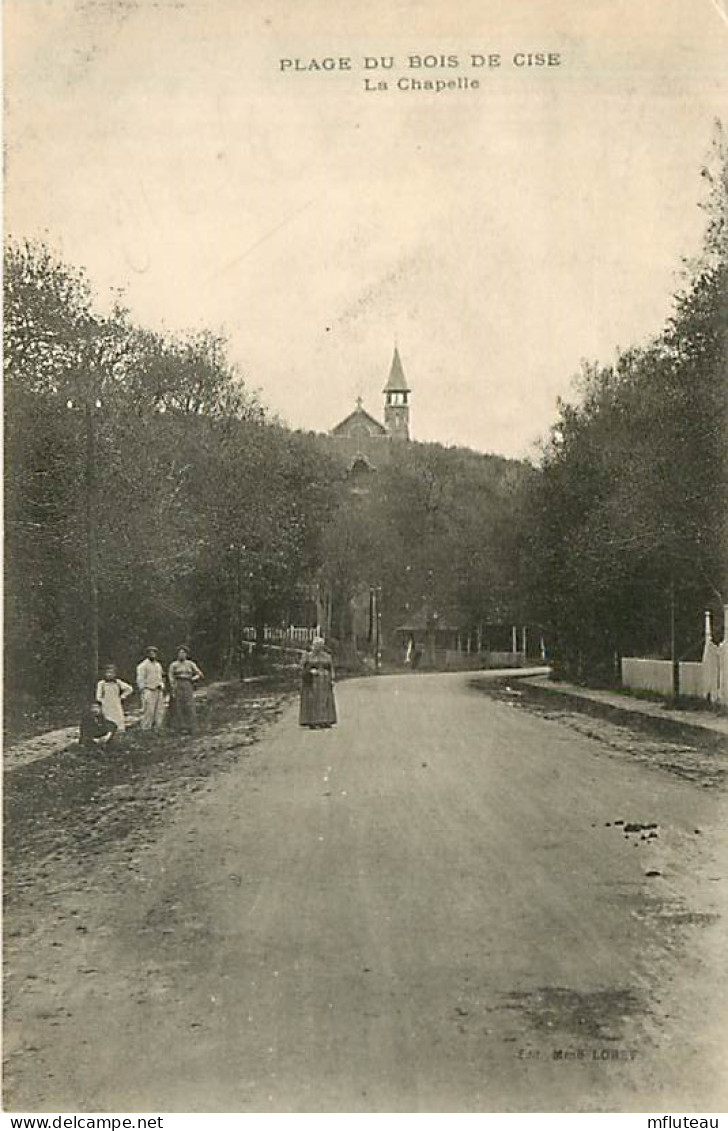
[621,606,728,705]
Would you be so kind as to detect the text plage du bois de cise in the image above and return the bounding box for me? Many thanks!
[278,52,563,94]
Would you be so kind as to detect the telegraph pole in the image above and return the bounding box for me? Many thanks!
[84,398,100,697]
[670,575,679,699]
[375,585,382,672]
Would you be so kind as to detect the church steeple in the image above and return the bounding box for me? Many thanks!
[383,347,411,441]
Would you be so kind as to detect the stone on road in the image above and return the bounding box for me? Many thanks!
[4,674,727,1112]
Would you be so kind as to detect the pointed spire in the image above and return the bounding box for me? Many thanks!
[383,346,410,392]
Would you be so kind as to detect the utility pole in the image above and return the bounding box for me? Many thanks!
[84,398,99,697]
[375,585,383,672]
[237,545,245,679]
[670,575,680,700]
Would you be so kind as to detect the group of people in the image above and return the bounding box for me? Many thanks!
[79,645,204,748]
[80,634,336,748]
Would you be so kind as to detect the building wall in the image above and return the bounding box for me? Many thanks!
[326,432,394,469]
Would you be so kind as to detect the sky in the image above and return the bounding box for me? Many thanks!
[5,0,728,458]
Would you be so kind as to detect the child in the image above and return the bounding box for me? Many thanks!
[96,664,133,734]
[79,700,117,748]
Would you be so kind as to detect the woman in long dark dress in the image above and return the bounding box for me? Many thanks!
[168,646,204,735]
[299,637,337,728]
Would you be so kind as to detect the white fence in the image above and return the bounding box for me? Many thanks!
[481,651,529,669]
[622,607,728,705]
[242,626,316,644]
[621,658,711,699]
[621,658,674,697]
[621,645,726,704]
[679,661,708,698]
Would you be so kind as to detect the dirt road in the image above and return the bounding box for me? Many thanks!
[4,673,727,1112]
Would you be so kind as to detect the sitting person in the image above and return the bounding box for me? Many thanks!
[79,700,117,749]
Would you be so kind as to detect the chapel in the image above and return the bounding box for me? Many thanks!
[328,347,411,487]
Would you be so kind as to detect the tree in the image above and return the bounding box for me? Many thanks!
[524,126,728,681]
[4,237,343,726]
[317,438,533,659]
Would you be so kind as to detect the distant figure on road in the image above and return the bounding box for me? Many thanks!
[136,646,166,734]
[299,636,337,729]
[96,664,133,734]
[168,646,204,735]
[79,700,117,749]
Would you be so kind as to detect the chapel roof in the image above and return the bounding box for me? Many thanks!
[330,399,388,438]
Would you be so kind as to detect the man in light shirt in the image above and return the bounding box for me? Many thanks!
[136,645,166,733]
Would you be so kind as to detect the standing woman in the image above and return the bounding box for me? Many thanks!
[168,646,204,735]
[299,636,337,729]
